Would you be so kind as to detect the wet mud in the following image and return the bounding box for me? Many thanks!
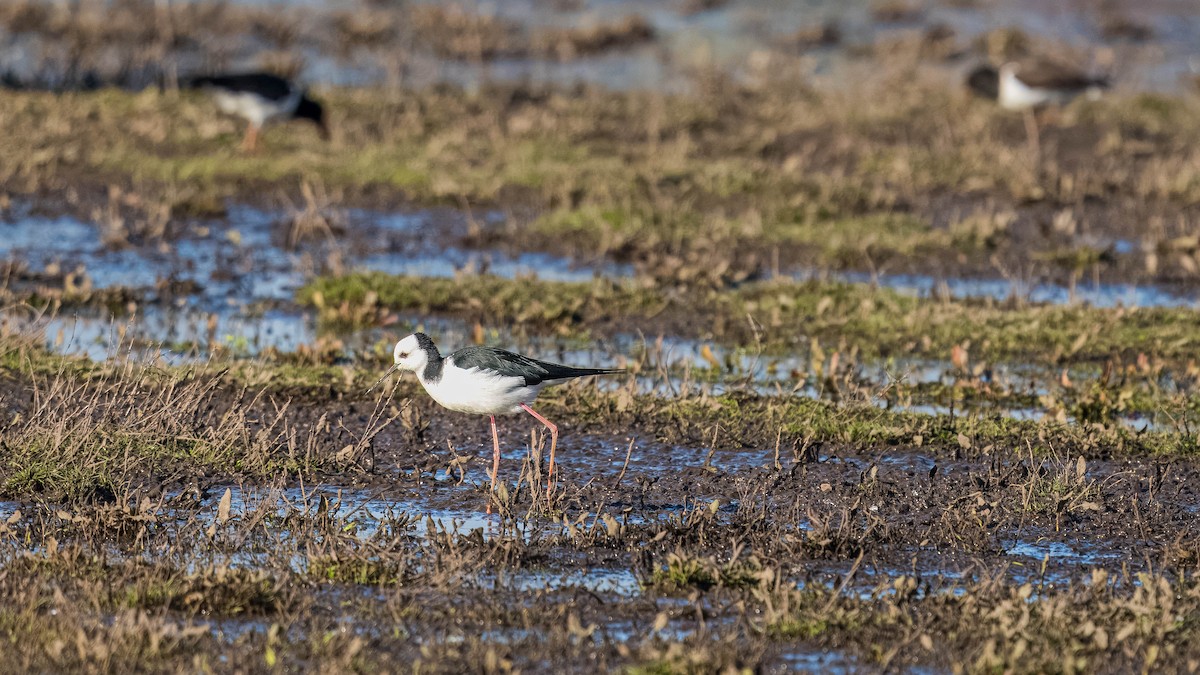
[3,0,1200,670]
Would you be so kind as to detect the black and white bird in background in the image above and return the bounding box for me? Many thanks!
[370,333,623,495]
[966,58,1109,154]
[186,72,329,151]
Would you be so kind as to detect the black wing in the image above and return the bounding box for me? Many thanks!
[1017,61,1108,91]
[185,73,294,101]
[450,346,621,386]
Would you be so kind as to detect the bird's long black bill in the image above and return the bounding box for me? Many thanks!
[366,364,401,394]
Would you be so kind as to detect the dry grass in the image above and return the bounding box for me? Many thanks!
[2,455,1194,671]
[0,324,394,502]
[0,71,1196,291]
[0,0,660,81]
[0,316,1196,670]
[532,15,655,61]
[4,3,1200,670]
[296,271,1200,368]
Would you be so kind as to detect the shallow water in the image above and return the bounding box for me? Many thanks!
[1,204,619,303]
[40,307,317,363]
[357,247,632,283]
[192,484,566,545]
[25,302,1174,437]
[832,269,1198,309]
[172,484,1128,599]
[1005,539,1079,561]
[7,202,1194,369]
[488,567,642,595]
[0,502,19,522]
[305,0,1200,95]
[6,197,1195,439]
[778,649,863,674]
[1,0,1195,98]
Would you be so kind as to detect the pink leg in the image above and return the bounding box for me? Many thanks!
[240,125,260,152]
[520,404,558,495]
[1023,109,1040,158]
[489,415,501,491]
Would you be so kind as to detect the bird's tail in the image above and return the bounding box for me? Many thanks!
[545,365,625,380]
[578,367,625,377]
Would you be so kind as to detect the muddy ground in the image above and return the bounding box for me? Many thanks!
[1,342,1199,672]
[3,0,1200,672]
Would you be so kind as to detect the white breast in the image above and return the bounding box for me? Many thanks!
[998,69,1068,110]
[212,89,302,127]
[418,361,542,415]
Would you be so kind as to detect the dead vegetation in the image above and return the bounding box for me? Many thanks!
[296,270,1200,369]
[3,1,1200,669]
[0,324,394,502]
[0,312,1197,670]
[1,74,1199,292]
[532,15,655,61]
[0,0,659,91]
[0,404,1198,671]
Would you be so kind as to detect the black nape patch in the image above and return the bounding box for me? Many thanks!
[412,333,444,383]
[422,358,444,384]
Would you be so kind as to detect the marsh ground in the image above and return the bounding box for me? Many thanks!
[3,0,1200,672]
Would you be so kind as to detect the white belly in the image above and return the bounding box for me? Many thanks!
[998,70,1071,110]
[213,90,299,127]
[420,366,541,415]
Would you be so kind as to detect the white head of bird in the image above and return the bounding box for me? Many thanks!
[390,333,429,371]
[368,333,437,392]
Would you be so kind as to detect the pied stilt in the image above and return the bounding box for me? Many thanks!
[186,72,329,151]
[370,333,622,495]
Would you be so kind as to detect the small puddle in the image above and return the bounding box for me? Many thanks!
[1000,535,1131,587]
[877,452,937,474]
[0,502,19,522]
[182,478,750,555]
[357,248,631,283]
[189,485,566,545]
[485,567,641,595]
[206,617,271,644]
[778,649,862,674]
[1004,539,1080,561]
[0,203,616,305]
[40,307,316,362]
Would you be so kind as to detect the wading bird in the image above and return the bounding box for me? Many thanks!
[967,60,1109,155]
[186,72,329,151]
[369,333,622,494]
[996,61,1108,112]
